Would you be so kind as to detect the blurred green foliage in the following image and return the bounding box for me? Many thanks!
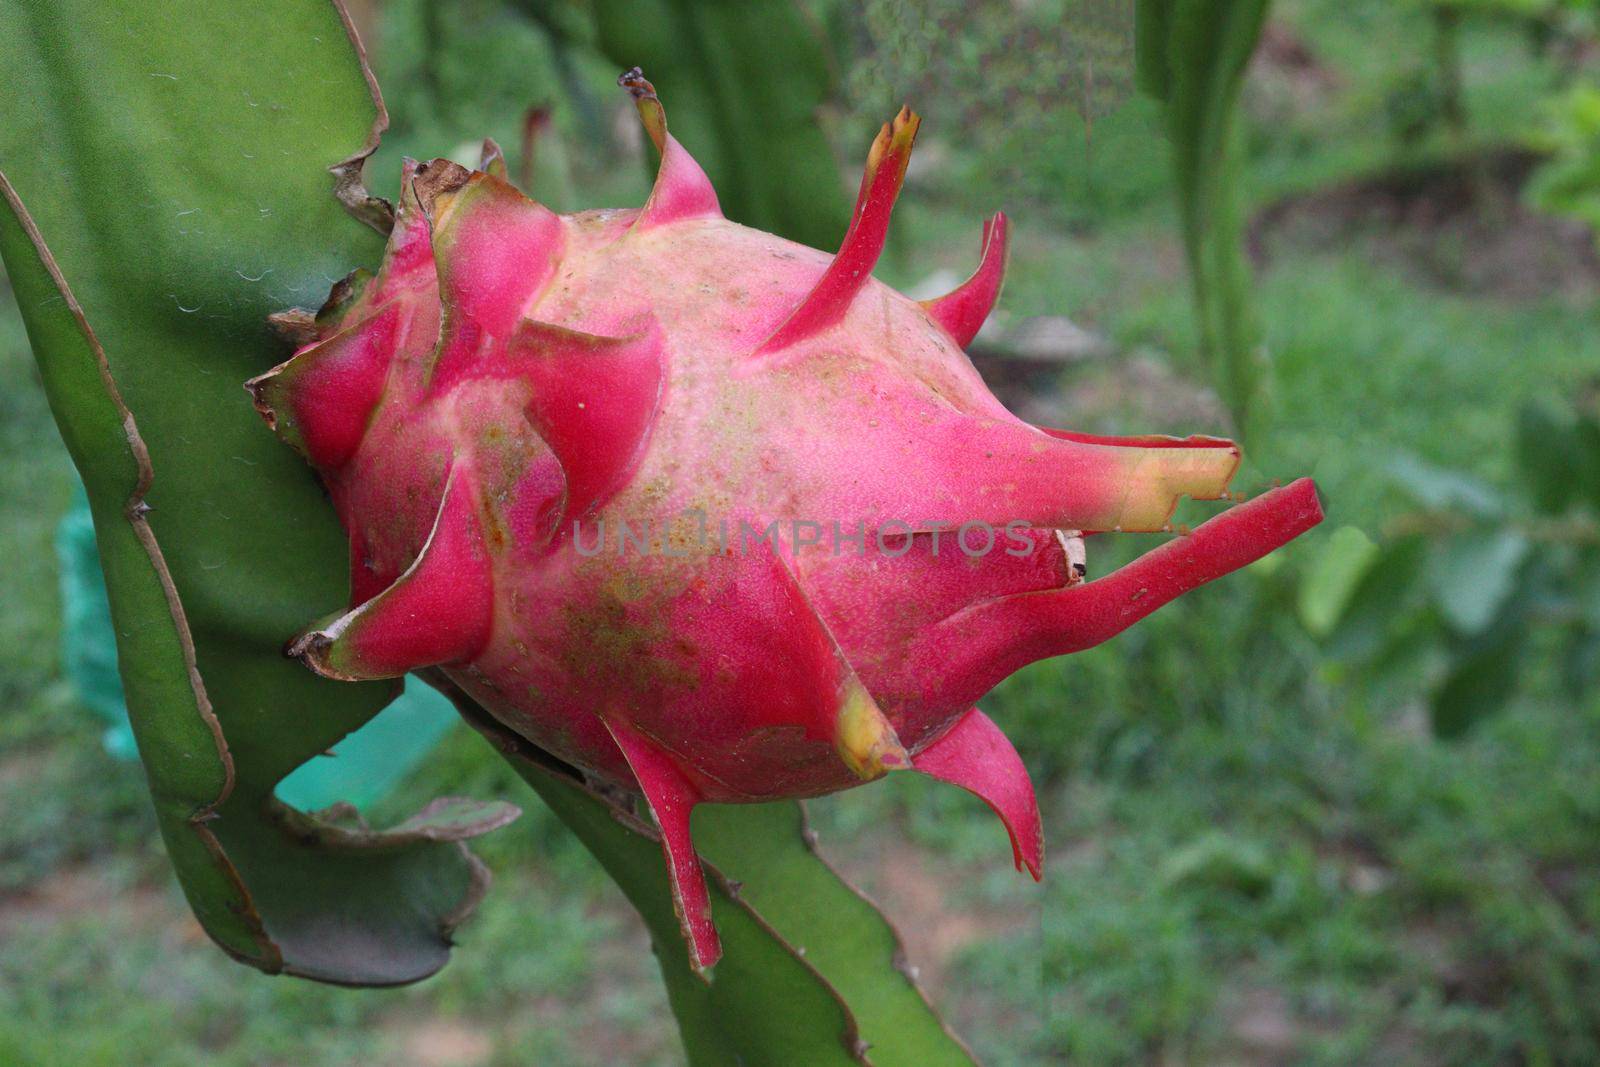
[1527,82,1600,238]
[576,0,849,250]
[849,0,1151,222]
[371,0,849,247]
[1302,394,1600,737]
[851,0,1135,136]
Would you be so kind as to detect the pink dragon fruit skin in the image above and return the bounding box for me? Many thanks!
[247,71,1324,971]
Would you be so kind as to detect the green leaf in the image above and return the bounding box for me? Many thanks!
[1578,411,1600,514]
[1297,525,1381,637]
[1428,530,1531,636]
[1324,536,1430,662]
[1561,627,1600,700]
[1135,0,1272,438]
[1385,452,1504,518]
[0,0,512,985]
[578,0,850,250]
[1428,578,1534,738]
[1430,639,1524,739]
[1158,831,1273,899]
[446,689,976,1067]
[1577,550,1600,628]
[1563,627,1600,699]
[1515,399,1578,514]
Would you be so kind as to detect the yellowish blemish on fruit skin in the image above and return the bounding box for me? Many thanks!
[557,588,697,694]
[600,569,651,605]
[633,473,675,510]
[835,679,909,780]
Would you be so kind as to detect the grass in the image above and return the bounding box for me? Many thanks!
[4,1,1600,1064]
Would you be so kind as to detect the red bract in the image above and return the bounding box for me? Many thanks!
[248,71,1323,972]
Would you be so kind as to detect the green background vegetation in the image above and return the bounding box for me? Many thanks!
[4,0,1600,1063]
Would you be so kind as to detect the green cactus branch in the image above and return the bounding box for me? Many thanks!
[0,0,523,985]
[1136,0,1273,440]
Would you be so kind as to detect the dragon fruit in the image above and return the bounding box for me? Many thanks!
[247,70,1323,971]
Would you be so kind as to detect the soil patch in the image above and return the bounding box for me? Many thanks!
[1250,148,1600,303]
